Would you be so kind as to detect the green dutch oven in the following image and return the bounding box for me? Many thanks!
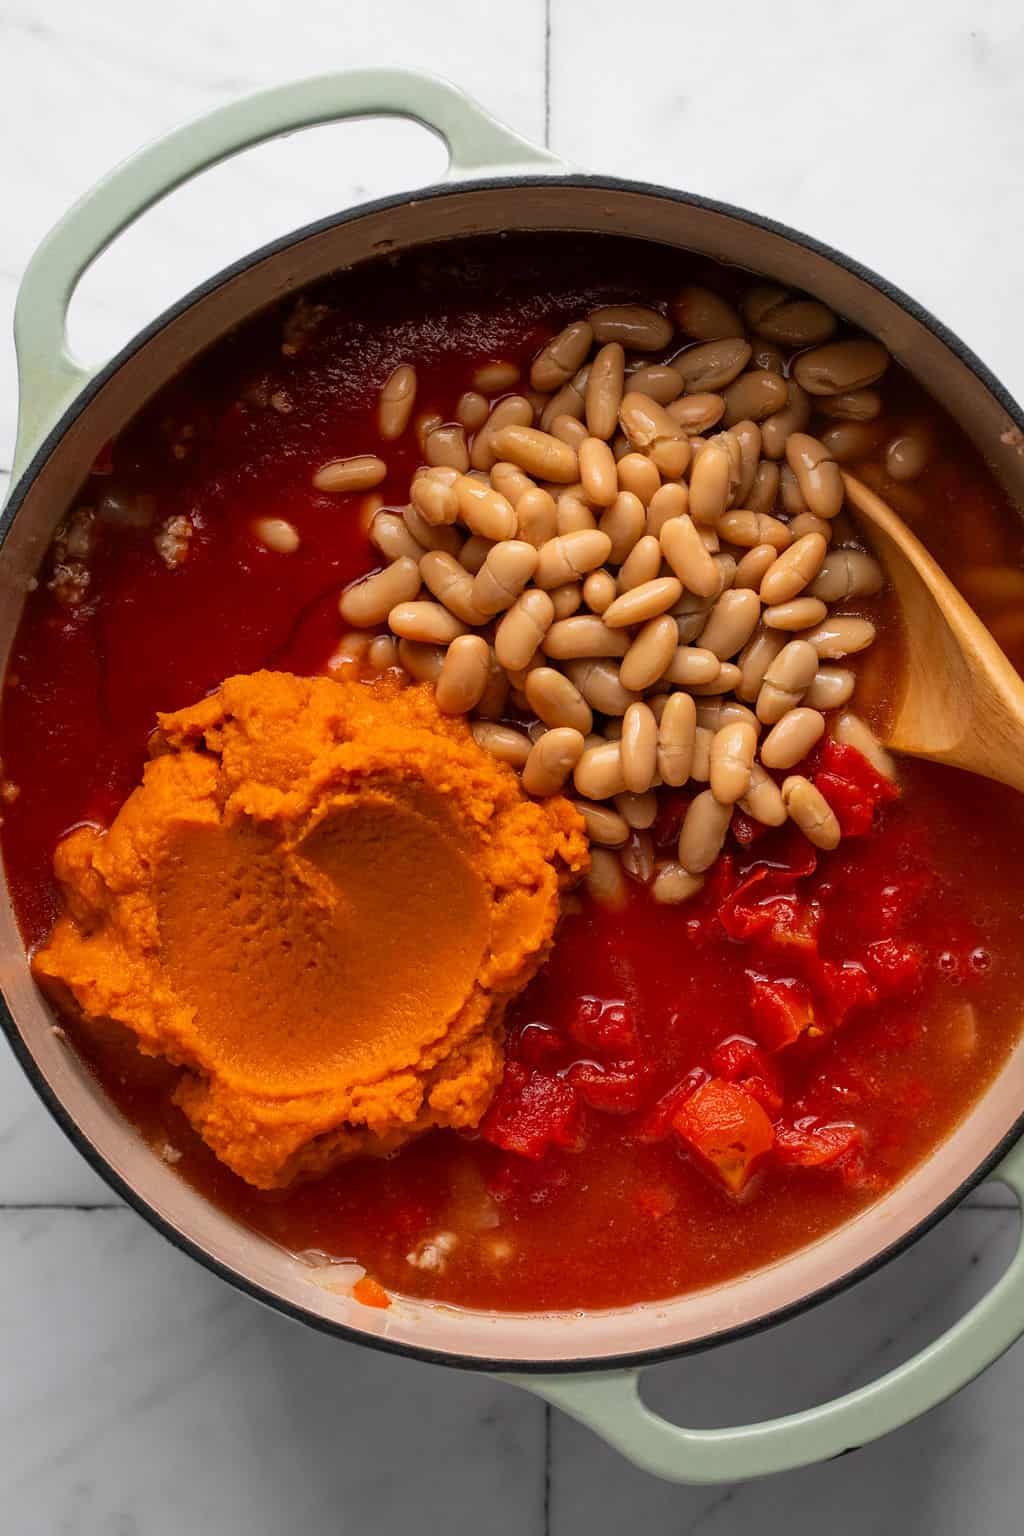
[3,70,1024,1483]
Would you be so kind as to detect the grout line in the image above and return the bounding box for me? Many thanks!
[543,0,551,148]
[543,1402,552,1536]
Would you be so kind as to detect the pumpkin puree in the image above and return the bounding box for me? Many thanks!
[32,671,587,1188]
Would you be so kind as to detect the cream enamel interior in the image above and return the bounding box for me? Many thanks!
[3,182,1024,1367]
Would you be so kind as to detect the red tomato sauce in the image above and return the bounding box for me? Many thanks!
[3,234,1024,1311]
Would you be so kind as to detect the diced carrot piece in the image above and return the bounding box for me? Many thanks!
[352,1276,391,1309]
[673,1078,775,1195]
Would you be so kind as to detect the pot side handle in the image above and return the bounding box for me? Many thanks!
[10,68,567,484]
[504,1143,1024,1484]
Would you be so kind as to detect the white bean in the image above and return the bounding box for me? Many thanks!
[340,557,421,626]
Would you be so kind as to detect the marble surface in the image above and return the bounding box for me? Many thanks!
[2,0,1023,1528]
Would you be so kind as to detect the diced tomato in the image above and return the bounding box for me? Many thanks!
[479,1063,584,1159]
[864,938,926,996]
[813,959,879,1029]
[511,1022,565,1068]
[774,1116,862,1169]
[719,837,821,943]
[762,898,822,955]
[821,740,899,804]
[635,1069,708,1142]
[673,1078,776,1195]
[569,999,639,1055]
[741,1076,785,1118]
[685,853,743,943]
[570,997,602,1039]
[746,972,816,1050]
[711,1035,769,1079]
[721,879,820,949]
[566,1059,650,1114]
[718,867,773,939]
[759,823,820,881]
[811,741,899,839]
[711,1035,785,1118]
[814,771,876,837]
[352,1276,391,1309]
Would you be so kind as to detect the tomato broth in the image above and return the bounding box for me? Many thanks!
[4,233,1024,1311]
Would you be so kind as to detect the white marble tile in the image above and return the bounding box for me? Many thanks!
[0,0,548,465]
[0,1208,546,1536]
[551,0,1024,412]
[0,1052,117,1205]
[4,1,1024,1517]
[550,1206,1024,1529]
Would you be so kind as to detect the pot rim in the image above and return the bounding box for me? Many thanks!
[3,170,1023,1376]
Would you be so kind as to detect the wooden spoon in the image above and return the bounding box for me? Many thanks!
[842,471,1024,794]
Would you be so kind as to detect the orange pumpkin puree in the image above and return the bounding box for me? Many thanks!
[32,671,587,1188]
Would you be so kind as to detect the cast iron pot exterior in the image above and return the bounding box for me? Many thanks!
[3,72,1024,1482]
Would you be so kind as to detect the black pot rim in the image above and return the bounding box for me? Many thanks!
[3,170,1023,1378]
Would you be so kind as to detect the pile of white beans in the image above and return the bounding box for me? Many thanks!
[328,284,901,907]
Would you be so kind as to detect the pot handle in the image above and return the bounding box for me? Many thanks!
[504,1143,1024,1484]
[10,69,567,484]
